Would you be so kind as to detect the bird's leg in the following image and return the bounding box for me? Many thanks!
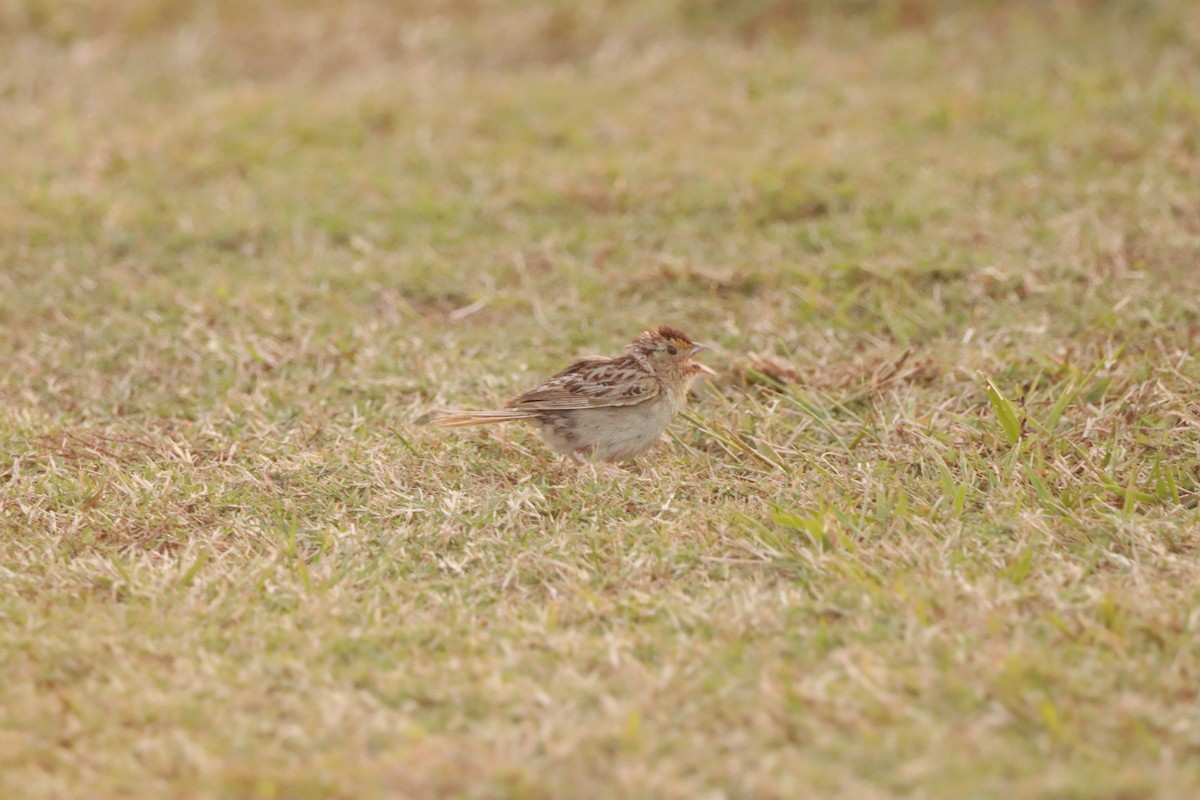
[568,448,599,480]
[569,448,622,479]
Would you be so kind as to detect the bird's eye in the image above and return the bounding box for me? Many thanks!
[667,345,678,355]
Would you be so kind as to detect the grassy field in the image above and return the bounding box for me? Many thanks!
[3,1,1200,797]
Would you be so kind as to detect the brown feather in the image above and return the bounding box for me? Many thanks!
[505,355,660,411]
[654,325,694,344]
[429,410,538,428]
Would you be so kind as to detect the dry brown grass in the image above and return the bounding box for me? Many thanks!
[3,1,1200,797]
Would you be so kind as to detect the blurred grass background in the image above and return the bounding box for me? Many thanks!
[3,1,1200,798]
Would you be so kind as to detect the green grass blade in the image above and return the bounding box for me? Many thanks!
[984,375,1022,445]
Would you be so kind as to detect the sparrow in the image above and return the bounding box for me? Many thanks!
[431,325,714,464]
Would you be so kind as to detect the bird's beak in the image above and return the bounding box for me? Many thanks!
[689,343,711,356]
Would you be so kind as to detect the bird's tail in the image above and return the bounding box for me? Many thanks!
[428,409,538,428]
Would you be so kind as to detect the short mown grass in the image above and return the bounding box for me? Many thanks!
[3,1,1200,797]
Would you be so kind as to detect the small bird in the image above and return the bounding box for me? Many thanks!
[431,325,715,465]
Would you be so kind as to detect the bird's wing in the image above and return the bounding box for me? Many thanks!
[506,357,660,411]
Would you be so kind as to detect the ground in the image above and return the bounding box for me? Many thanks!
[3,1,1200,798]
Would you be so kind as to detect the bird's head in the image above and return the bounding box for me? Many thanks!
[627,325,715,384]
